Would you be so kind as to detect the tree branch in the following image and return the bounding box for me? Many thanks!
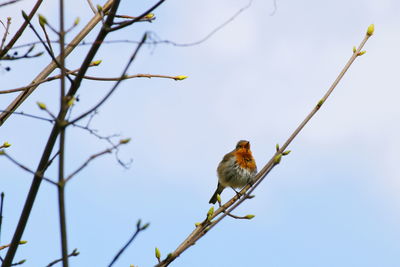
[155,26,374,267]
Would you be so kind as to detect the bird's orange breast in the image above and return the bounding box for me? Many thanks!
[234,149,256,171]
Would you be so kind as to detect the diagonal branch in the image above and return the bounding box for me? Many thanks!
[155,26,375,267]
[108,220,150,267]
[1,152,57,185]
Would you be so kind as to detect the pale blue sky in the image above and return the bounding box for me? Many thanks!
[1,0,400,266]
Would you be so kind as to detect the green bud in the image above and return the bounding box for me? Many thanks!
[17,259,26,264]
[38,14,47,27]
[273,154,282,164]
[367,24,375,36]
[142,223,150,230]
[3,142,11,148]
[282,150,291,156]
[317,99,324,108]
[245,214,255,219]
[155,247,161,260]
[276,143,280,152]
[352,46,357,53]
[145,13,155,19]
[207,206,214,221]
[67,97,75,107]
[21,11,29,20]
[0,150,5,155]
[174,75,188,81]
[358,50,366,56]
[216,194,221,204]
[120,138,131,144]
[19,240,27,245]
[37,102,47,110]
[74,17,80,25]
[96,4,103,12]
[91,60,102,66]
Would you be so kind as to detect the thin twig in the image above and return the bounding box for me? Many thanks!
[0,192,4,244]
[57,0,69,265]
[148,0,253,47]
[0,110,53,123]
[109,0,165,32]
[1,43,44,60]
[0,17,11,51]
[0,64,98,95]
[0,0,21,7]
[155,27,374,267]
[108,220,149,267]
[65,142,125,183]
[45,249,79,267]
[86,0,97,14]
[0,153,57,185]
[41,23,55,55]
[70,73,186,81]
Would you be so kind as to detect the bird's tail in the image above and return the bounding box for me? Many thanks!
[209,183,225,204]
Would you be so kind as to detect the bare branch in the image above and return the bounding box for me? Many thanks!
[0,0,22,7]
[148,0,253,47]
[109,0,166,32]
[45,249,79,267]
[0,17,11,51]
[108,220,150,267]
[0,152,57,185]
[65,141,127,183]
[0,192,4,243]
[155,26,374,267]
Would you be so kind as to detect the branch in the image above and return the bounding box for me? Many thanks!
[45,249,79,267]
[109,0,166,32]
[65,140,129,183]
[0,192,4,243]
[0,0,22,7]
[155,25,375,267]
[0,152,57,185]
[69,73,188,81]
[0,17,11,51]
[108,220,150,267]
[0,63,99,94]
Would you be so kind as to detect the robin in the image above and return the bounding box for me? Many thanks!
[209,140,257,204]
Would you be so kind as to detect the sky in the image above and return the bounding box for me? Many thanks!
[1,0,400,266]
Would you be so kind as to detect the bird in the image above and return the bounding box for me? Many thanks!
[209,140,257,204]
